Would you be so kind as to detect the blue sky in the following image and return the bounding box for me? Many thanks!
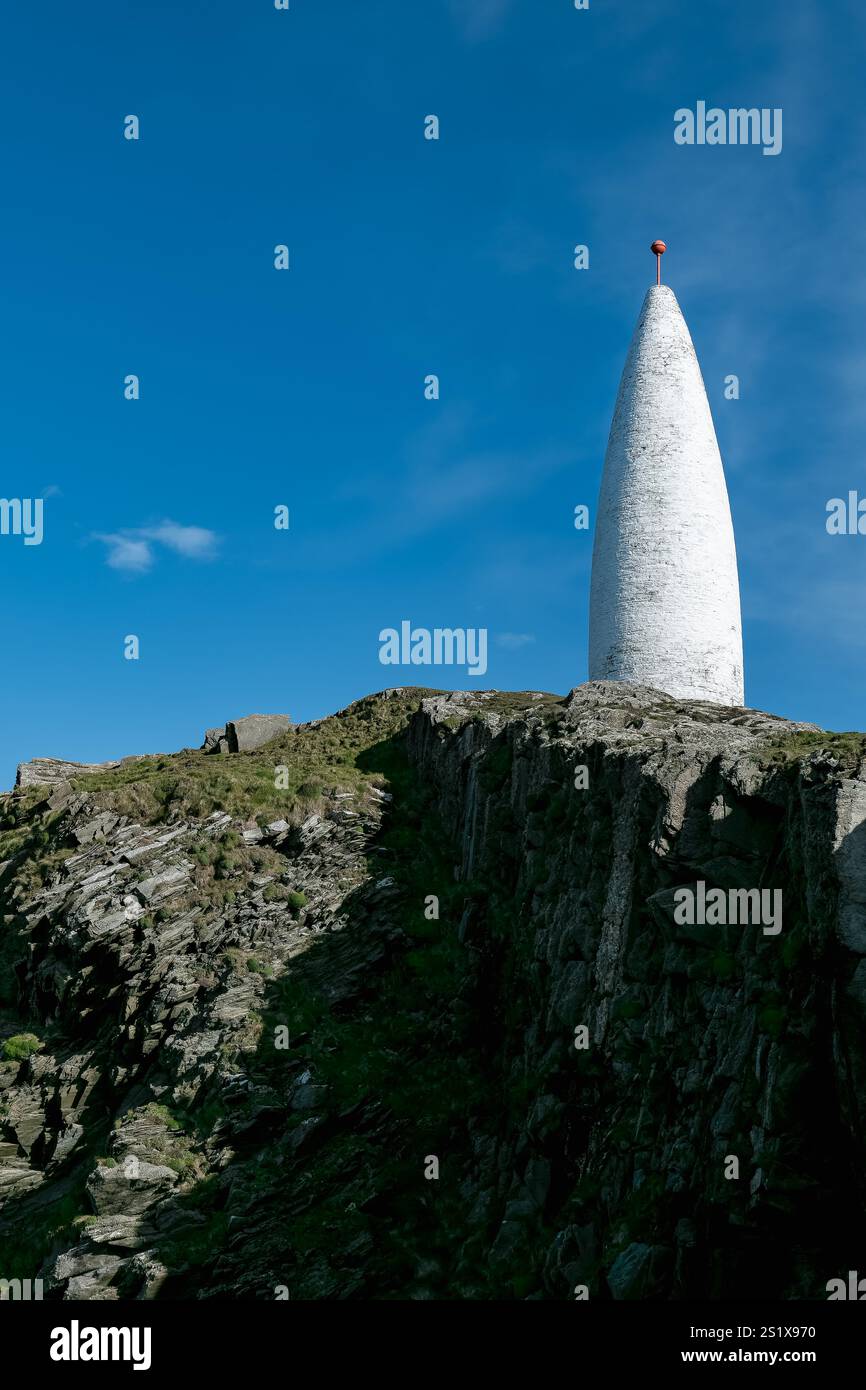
[2,0,865,788]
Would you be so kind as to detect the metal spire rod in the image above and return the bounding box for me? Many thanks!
[651,239,667,285]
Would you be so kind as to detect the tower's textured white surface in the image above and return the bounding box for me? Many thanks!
[589,285,744,705]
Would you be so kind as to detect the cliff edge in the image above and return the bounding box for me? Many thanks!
[1,683,865,1300]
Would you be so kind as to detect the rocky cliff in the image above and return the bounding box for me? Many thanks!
[1,683,865,1300]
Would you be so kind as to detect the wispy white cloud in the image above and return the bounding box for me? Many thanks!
[142,521,218,560]
[304,405,577,570]
[449,0,513,43]
[93,520,219,573]
[95,534,155,573]
[496,632,535,649]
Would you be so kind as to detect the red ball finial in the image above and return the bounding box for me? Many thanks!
[650,239,667,284]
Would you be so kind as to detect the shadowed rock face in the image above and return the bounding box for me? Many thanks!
[1,684,865,1300]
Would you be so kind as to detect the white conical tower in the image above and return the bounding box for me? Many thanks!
[588,245,744,705]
